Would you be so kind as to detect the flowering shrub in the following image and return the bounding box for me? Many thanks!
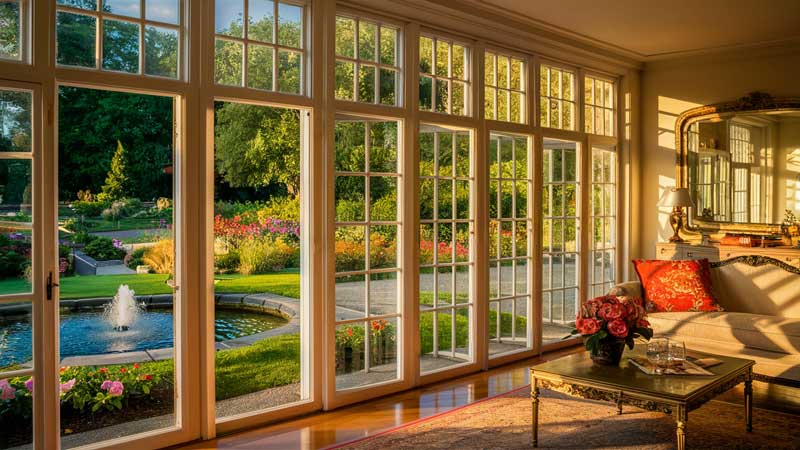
[0,232,30,278]
[334,232,397,272]
[214,214,300,244]
[0,364,163,420]
[572,295,653,352]
[335,320,397,374]
[419,239,469,264]
[82,236,127,261]
[237,236,299,274]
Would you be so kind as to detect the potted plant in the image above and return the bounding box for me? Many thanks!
[569,295,654,366]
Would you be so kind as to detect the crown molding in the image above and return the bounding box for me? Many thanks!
[341,0,644,74]
[643,37,800,71]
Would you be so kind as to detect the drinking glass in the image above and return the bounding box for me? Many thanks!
[668,340,686,369]
[646,337,669,374]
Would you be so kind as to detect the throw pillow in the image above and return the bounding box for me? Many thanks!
[632,259,723,312]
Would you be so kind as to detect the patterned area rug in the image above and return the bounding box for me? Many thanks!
[334,386,799,449]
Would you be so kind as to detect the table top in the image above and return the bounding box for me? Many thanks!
[531,347,754,401]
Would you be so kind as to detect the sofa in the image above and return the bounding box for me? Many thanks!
[610,255,800,387]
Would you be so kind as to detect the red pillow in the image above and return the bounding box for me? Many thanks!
[633,259,723,312]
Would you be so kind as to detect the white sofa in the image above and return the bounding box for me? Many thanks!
[610,255,800,387]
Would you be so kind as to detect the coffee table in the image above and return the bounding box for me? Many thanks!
[530,347,754,450]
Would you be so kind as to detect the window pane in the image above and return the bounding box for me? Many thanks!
[335,61,355,100]
[358,21,376,61]
[103,0,140,18]
[57,12,97,68]
[484,53,495,85]
[419,36,433,73]
[435,40,448,77]
[335,16,355,58]
[435,79,448,113]
[358,65,375,103]
[379,26,396,65]
[277,2,302,48]
[214,39,243,86]
[0,161,32,295]
[497,55,508,88]
[146,0,180,24]
[369,121,397,173]
[452,82,465,116]
[277,49,301,94]
[419,76,432,111]
[452,44,465,80]
[144,26,179,78]
[247,44,274,90]
[215,0,243,37]
[248,0,274,43]
[102,19,140,73]
[0,1,21,60]
[0,90,31,153]
[379,69,396,106]
[58,0,97,9]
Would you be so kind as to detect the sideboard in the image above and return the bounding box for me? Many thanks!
[655,242,800,269]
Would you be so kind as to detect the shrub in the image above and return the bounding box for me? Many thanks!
[71,200,109,218]
[155,197,172,212]
[142,239,174,275]
[0,234,29,278]
[83,237,126,261]
[238,236,299,274]
[102,198,142,221]
[126,247,148,270]
[214,250,240,273]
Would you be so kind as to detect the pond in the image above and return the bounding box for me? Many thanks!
[0,308,288,368]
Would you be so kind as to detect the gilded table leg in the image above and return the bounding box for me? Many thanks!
[531,378,540,448]
[676,405,687,450]
[745,368,753,432]
[616,391,623,415]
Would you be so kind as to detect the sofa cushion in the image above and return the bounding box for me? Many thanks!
[633,259,723,312]
[710,261,800,318]
[648,311,800,355]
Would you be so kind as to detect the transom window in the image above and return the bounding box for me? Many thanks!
[0,0,25,62]
[539,65,575,130]
[484,51,525,123]
[488,133,531,356]
[214,0,305,94]
[589,146,616,297]
[334,15,400,106]
[55,0,182,79]
[418,36,469,116]
[584,76,615,136]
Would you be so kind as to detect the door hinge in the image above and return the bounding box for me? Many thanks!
[46,272,59,301]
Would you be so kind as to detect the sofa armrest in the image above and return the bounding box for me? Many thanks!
[608,281,643,298]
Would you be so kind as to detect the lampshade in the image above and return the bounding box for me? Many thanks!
[658,187,695,208]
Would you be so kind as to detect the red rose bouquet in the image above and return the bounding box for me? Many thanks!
[570,295,654,357]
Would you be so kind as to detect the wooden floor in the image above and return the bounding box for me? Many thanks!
[176,345,800,450]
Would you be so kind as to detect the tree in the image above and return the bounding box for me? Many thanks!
[98,141,129,202]
[214,103,301,195]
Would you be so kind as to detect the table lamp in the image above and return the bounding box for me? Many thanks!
[659,187,695,243]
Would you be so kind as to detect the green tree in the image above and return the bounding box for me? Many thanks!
[98,141,129,202]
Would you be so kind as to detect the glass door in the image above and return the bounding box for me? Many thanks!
[0,84,41,449]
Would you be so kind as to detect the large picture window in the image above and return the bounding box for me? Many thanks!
[215,0,304,94]
[333,117,401,390]
[334,15,400,106]
[488,133,531,356]
[55,0,182,78]
[541,138,579,344]
[418,36,469,115]
[419,125,472,372]
[484,51,525,123]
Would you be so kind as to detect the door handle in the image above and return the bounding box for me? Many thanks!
[46,272,59,301]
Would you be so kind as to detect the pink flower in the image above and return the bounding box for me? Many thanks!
[100,380,112,390]
[0,379,16,400]
[575,317,601,335]
[59,378,76,395]
[108,381,124,396]
[24,377,33,393]
[608,319,629,338]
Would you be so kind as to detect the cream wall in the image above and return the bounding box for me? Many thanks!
[637,45,800,261]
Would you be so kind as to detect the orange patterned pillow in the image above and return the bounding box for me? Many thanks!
[633,259,723,312]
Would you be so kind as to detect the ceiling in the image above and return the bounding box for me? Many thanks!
[474,0,800,59]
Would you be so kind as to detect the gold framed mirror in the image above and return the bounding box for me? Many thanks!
[676,92,800,239]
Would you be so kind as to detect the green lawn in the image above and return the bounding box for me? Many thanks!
[0,272,302,299]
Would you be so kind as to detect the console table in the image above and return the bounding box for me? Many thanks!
[656,242,800,269]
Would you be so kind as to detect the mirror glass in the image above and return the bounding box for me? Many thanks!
[686,111,800,225]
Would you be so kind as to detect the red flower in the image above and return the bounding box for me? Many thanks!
[575,317,601,335]
[599,302,625,321]
[637,319,651,328]
[140,374,153,381]
[607,319,629,338]
[346,328,354,337]
[99,368,108,374]
[133,363,140,370]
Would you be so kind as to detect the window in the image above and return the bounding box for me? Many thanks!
[584,76,614,136]
[0,0,24,61]
[334,15,400,106]
[484,51,525,123]
[730,122,754,222]
[419,125,472,372]
[55,0,182,78]
[488,133,531,356]
[542,138,579,343]
[539,65,575,130]
[589,146,616,297]
[215,0,304,94]
[334,118,401,390]
[419,36,469,115]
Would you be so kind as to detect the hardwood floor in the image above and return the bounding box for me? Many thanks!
[175,345,800,450]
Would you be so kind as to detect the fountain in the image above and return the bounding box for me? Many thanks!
[103,285,143,331]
